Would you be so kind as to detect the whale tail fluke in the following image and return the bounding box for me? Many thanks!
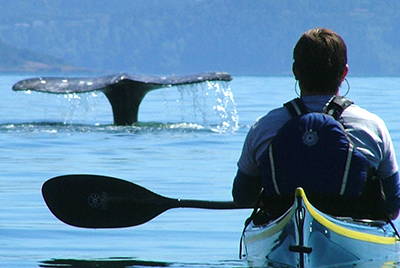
[12,72,232,125]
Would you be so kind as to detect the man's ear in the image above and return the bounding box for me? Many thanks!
[340,64,349,82]
[292,62,299,80]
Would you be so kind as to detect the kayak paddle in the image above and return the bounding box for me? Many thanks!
[42,174,250,228]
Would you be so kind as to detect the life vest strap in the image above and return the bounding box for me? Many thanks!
[323,96,354,120]
[284,98,309,117]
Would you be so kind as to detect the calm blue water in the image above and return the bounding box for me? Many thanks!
[1,75,400,268]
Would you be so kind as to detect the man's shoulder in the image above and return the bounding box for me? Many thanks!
[253,106,289,129]
[344,104,386,126]
[244,106,290,148]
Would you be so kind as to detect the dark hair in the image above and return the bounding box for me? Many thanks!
[293,28,347,94]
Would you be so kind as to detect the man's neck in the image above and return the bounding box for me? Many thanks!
[300,90,338,97]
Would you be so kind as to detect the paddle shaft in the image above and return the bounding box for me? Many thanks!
[177,199,247,209]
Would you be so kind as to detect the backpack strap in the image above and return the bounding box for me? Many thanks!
[340,142,354,195]
[283,98,309,117]
[322,96,354,194]
[323,96,354,120]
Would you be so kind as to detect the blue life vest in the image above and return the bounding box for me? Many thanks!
[260,96,369,198]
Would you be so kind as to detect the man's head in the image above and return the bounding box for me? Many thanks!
[293,28,348,95]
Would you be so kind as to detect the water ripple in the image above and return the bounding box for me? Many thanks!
[0,121,248,135]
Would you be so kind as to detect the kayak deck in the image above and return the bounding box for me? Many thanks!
[242,188,400,267]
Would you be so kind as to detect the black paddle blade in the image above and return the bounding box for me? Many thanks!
[42,175,178,228]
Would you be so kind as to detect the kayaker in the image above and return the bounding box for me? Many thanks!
[232,27,400,220]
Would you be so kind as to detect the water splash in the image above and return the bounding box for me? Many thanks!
[18,89,103,125]
[209,81,239,133]
[175,81,239,133]
[61,92,101,124]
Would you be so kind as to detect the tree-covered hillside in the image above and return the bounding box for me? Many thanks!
[0,0,399,75]
[0,39,86,72]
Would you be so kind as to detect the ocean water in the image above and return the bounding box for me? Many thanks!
[1,74,400,268]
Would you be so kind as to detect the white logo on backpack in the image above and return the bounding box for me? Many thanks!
[302,129,319,146]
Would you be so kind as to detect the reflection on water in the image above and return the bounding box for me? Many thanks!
[39,258,171,268]
[38,257,400,268]
[39,258,247,268]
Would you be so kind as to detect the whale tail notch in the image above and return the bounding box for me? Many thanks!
[12,72,232,125]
